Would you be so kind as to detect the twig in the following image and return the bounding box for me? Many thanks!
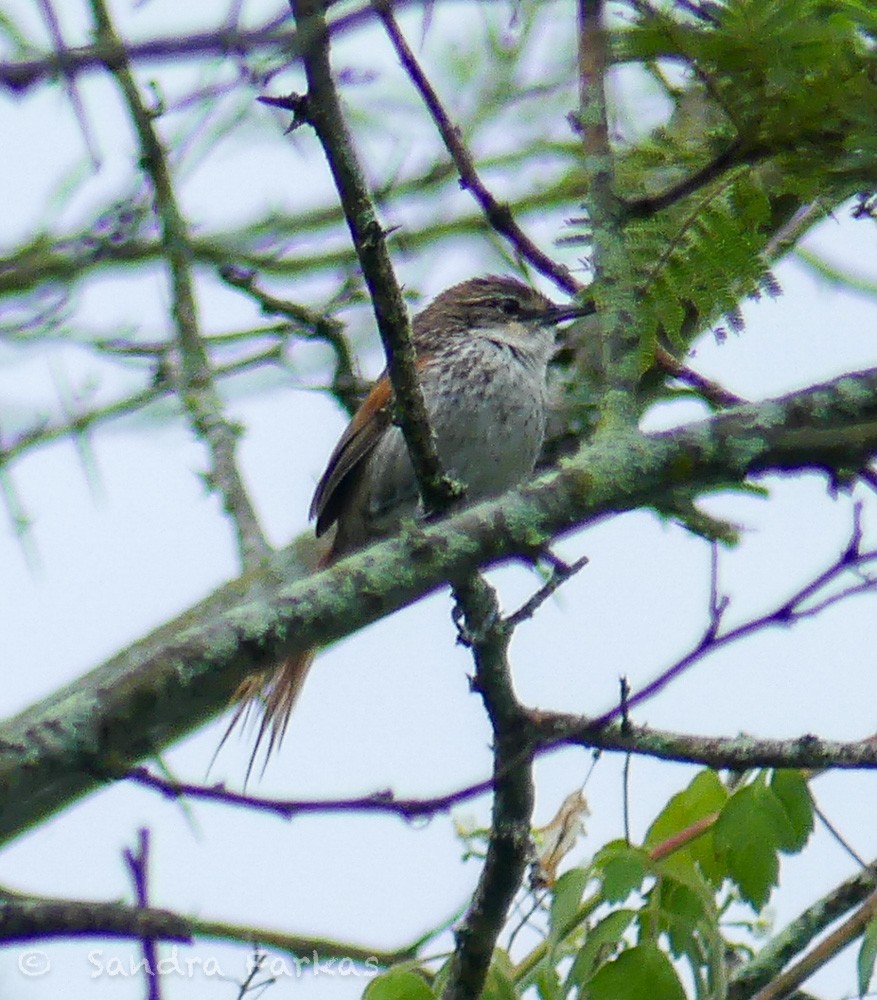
[0,348,282,472]
[127,766,493,819]
[583,509,877,731]
[35,0,101,168]
[0,1,437,93]
[621,142,766,220]
[377,3,583,299]
[654,344,744,407]
[218,265,361,415]
[122,828,161,1000]
[505,554,589,627]
[89,0,270,568]
[812,800,870,871]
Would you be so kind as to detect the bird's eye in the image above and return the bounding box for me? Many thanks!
[497,297,522,316]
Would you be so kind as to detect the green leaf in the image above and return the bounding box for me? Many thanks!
[549,867,590,938]
[769,770,814,853]
[566,909,637,990]
[644,770,728,886]
[587,943,686,1000]
[714,780,786,909]
[858,914,877,997]
[483,950,519,1000]
[364,969,435,1000]
[593,841,650,902]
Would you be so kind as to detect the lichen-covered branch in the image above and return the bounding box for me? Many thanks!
[0,887,410,966]
[729,864,877,1000]
[2,367,877,845]
[441,578,534,1000]
[577,0,640,417]
[89,0,269,568]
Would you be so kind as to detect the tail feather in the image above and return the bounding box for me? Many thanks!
[217,649,316,784]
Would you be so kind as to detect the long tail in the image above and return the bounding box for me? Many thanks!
[216,648,316,784]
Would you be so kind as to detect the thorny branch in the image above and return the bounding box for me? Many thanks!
[578,504,877,732]
[89,0,270,568]
[218,265,362,415]
[282,11,538,994]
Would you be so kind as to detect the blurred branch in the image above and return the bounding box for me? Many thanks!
[748,888,877,1000]
[577,0,639,417]
[0,0,445,93]
[729,864,877,1000]
[0,347,281,472]
[90,0,270,568]
[3,366,877,845]
[0,886,412,966]
[218,265,361,415]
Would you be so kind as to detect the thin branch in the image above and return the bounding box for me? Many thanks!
[748,889,877,1000]
[122,829,161,1000]
[620,141,765,220]
[377,3,584,299]
[89,0,270,568]
[35,0,101,168]
[581,510,877,731]
[287,0,457,514]
[218,265,361,415]
[127,766,494,819]
[0,888,411,967]
[729,864,877,1000]
[0,348,282,472]
[505,554,590,628]
[0,0,441,93]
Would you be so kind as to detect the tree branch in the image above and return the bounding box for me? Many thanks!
[441,577,534,1000]
[378,3,584,299]
[577,0,640,417]
[287,0,457,513]
[3,367,877,845]
[729,864,877,1000]
[127,766,494,820]
[0,887,410,966]
[89,0,270,568]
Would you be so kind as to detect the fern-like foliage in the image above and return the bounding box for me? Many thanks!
[591,0,877,362]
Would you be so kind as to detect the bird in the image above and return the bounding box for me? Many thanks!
[224,274,591,775]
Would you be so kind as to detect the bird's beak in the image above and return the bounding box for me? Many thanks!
[544,299,595,324]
